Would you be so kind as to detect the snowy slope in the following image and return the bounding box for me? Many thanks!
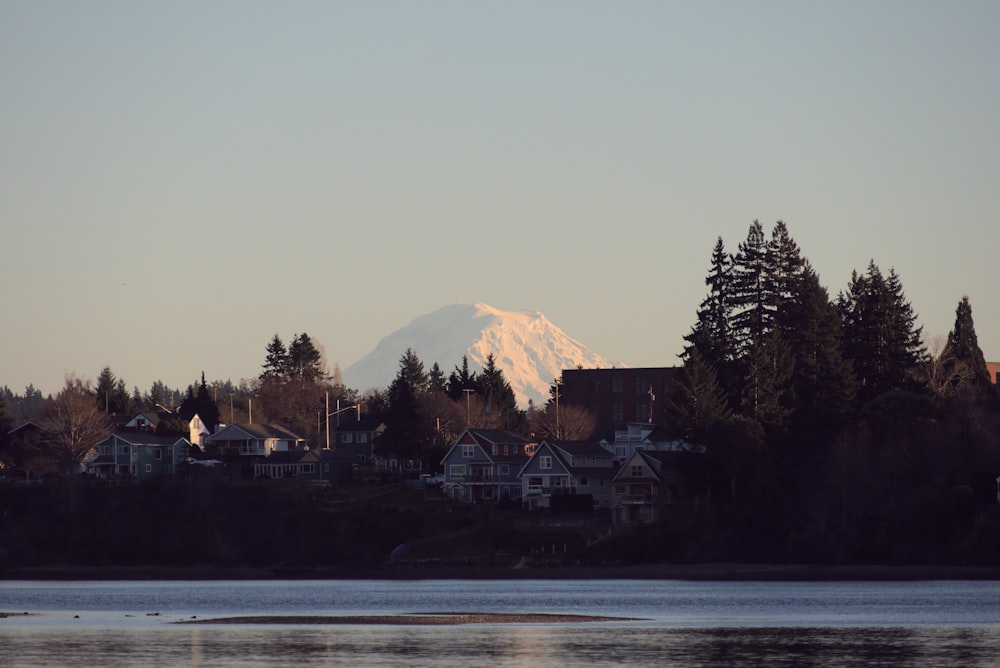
[341,303,619,407]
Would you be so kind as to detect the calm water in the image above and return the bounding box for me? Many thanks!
[2,579,999,666]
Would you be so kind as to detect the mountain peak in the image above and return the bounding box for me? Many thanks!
[342,304,618,406]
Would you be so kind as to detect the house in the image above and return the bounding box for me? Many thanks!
[204,423,308,479]
[518,439,618,511]
[112,412,160,433]
[205,423,307,457]
[86,433,192,481]
[598,422,687,463]
[610,450,696,524]
[329,414,385,467]
[3,421,60,479]
[154,411,212,447]
[440,429,536,503]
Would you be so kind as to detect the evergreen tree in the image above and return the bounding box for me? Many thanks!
[261,334,290,380]
[287,333,325,382]
[427,362,448,395]
[730,220,773,358]
[663,349,732,446]
[379,352,435,465]
[479,353,522,429]
[447,355,479,401]
[95,366,131,414]
[180,372,222,431]
[683,237,737,381]
[767,220,806,336]
[740,330,793,430]
[839,261,926,401]
[944,296,993,395]
[0,395,12,453]
[782,264,856,434]
[396,348,428,395]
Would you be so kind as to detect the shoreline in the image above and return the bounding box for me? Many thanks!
[178,612,639,625]
[4,563,1000,582]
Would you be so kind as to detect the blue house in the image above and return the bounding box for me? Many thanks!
[518,439,618,511]
[86,433,192,481]
[440,429,536,503]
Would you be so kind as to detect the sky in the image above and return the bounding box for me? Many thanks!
[2,1,999,398]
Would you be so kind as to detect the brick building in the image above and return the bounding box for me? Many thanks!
[558,367,679,433]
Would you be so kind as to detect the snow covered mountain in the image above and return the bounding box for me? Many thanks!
[341,303,620,407]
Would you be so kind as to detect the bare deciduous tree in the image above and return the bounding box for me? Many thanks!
[923,336,973,401]
[47,376,114,474]
[528,403,596,441]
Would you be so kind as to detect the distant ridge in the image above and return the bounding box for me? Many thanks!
[341,303,621,406]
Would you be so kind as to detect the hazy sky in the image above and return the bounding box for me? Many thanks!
[2,1,998,397]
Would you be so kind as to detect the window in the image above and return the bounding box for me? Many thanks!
[611,375,623,392]
[579,476,589,486]
[99,445,110,455]
[301,464,315,474]
[631,465,644,477]
[503,445,509,456]
[539,456,552,470]
[357,433,367,443]
[145,464,151,473]
[612,405,624,422]
[343,433,354,443]
[450,464,466,480]
[120,445,130,455]
[499,465,509,475]
[154,449,162,460]
[462,445,475,458]
[492,445,498,456]
[524,444,535,456]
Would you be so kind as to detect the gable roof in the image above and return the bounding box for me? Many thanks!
[520,439,616,478]
[100,433,190,447]
[208,423,307,442]
[260,449,316,464]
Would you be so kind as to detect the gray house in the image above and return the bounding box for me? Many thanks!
[609,450,694,524]
[204,423,308,480]
[440,429,536,503]
[86,433,192,481]
[518,439,618,511]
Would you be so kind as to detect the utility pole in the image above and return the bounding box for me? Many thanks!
[553,377,562,439]
[463,388,475,426]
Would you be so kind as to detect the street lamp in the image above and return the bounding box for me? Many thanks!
[553,377,562,439]
[325,391,360,450]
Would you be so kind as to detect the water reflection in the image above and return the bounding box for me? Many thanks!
[5,625,1000,668]
[4,580,1000,667]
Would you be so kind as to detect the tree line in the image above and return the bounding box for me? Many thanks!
[659,220,999,564]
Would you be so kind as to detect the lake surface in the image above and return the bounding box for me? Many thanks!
[2,579,999,666]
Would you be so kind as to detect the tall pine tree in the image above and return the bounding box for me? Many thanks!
[839,261,926,401]
[945,296,992,393]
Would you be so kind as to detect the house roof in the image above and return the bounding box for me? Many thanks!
[100,433,190,447]
[260,449,315,464]
[466,429,532,446]
[208,423,307,442]
[548,439,613,459]
[7,420,58,435]
[520,439,616,478]
[331,416,385,433]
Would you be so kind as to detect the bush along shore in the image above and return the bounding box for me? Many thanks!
[2,478,1000,580]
